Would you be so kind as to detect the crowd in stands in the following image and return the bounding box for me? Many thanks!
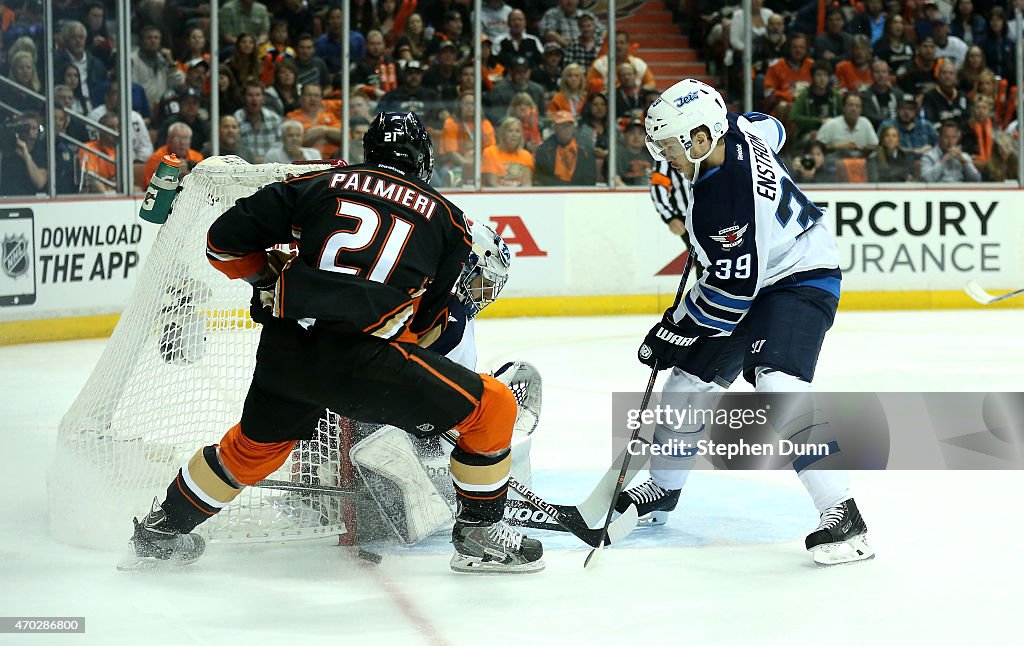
[688,0,1020,182]
[0,0,1019,197]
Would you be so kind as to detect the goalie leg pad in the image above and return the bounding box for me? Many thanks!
[163,445,244,534]
[492,361,542,437]
[350,426,454,544]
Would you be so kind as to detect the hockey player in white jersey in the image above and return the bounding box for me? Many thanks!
[618,79,873,566]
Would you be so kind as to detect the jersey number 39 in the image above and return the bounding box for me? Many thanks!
[714,253,751,280]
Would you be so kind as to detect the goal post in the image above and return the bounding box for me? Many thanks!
[49,157,363,549]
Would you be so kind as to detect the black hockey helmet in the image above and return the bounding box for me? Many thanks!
[363,111,434,182]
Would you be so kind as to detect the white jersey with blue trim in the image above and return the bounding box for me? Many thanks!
[671,111,841,337]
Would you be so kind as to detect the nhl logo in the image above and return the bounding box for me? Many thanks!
[2,234,29,279]
[639,344,653,360]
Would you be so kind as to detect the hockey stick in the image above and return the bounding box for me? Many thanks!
[584,249,697,569]
[965,280,1024,305]
[440,430,639,548]
[253,478,362,497]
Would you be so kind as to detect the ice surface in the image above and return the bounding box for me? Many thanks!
[1,311,1022,645]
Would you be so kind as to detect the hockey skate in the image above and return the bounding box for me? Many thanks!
[450,518,544,573]
[118,498,206,571]
[805,498,874,566]
[615,478,680,526]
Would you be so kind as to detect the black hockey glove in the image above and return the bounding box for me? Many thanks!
[248,250,292,324]
[638,313,702,370]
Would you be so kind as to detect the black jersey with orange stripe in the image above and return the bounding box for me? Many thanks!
[207,162,472,341]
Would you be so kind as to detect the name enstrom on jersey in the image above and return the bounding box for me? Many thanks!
[746,132,778,202]
[329,171,439,219]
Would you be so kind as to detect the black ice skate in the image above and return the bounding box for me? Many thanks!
[450,518,544,573]
[118,498,206,571]
[615,478,680,526]
[805,498,874,566]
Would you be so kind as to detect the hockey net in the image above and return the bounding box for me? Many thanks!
[49,156,379,549]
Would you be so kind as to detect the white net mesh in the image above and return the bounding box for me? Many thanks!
[49,157,358,548]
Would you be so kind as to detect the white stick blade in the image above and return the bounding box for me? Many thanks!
[965,281,997,305]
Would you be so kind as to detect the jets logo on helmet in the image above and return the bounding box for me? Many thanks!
[644,79,728,166]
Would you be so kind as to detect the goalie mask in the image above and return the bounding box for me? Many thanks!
[459,221,511,319]
[645,79,728,166]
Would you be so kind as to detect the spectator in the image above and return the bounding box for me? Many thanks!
[931,14,968,68]
[220,0,270,46]
[315,8,364,79]
[350,0,379,37]
[180,60,211,107]
[259,20,297,85]
[142,121,204,186]
[480,0,513,42]
[494,9,543,71]
[848,0,887,46]
[867,125,916,181]
[265,60,302,116]
[481,116,534,187]
[86,81,154,172]
[177,26,211,74]
[423,41,461,106]
[587,31,656,95]
[378,60,444,130]
[973,70,1017,131]
[791,60,844,141]
[439,91,496,185]
[352,30,397,100]
[348,91,374,123]
[791,140,838,183]
[897,37,941,95]
[77,112,118,194]
[280,0,315,42]
[752,14,788,78]
[814,8,853,63]
[394,13,430,63]
[958,45,989,93]
[0,111,47,197]
[835,35,874,93]
[201,115,256,162]
[53,20,107,107]
[263,119,317,163]
[217,67,245,116]
[485,56,546,126]
[133,25,185,114]
[293,33,330,88]
[285,82,341,158]
[764,33,814,114]
[534,110,596,186]
[478,36,506,89]
[922,61,969,127]
[7,50,41,112]
[961,94,995,177]
[861,60,899,128]
[83,1,114,67]
[577,92,612,177]
[157,88,210,152]
[614,62,645,120]
[565,13,601,72]
[815,93,879,157]
[984,127,1018,182]
[52,107,79,194]
[534,42,566,95]
[879,94,939,157]
[347,117,371,164]
[234,80,283,162]
[920,120,982,181]
[59,63,92,115]
[547,63,587,120]
[540,0,603,50]
[426,10,472,63]
[729,0,773,66]
[951,0,986,46]
[506,92,542,153]
[610,117,653,187]
[53,84,90,142]
[982,7,1015,81]
[874,14,915,72]
[227,32,262,84]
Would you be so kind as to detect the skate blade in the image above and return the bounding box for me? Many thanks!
[449,554,545,574]
[810,534,874,567]
[614,509,669,527]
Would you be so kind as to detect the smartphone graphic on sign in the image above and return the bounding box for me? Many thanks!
[0,208,36,306]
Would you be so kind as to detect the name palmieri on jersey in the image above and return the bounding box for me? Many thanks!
[329,172,439,219]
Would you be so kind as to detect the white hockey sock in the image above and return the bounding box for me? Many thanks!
[649,369,719,491]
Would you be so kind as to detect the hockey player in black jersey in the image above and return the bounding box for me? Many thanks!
[125,112,543,573]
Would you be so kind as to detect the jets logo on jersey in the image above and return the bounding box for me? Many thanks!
[710,224,749,249]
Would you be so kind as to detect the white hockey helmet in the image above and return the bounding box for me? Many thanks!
[645,79,728,165]
[459,220,511,319]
